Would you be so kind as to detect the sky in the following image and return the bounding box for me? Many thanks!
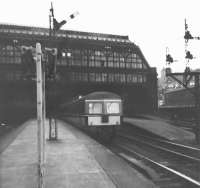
[1,0,200,76]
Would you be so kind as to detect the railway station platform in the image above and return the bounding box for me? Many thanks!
[0,119,155,188]
[124,116,195,143]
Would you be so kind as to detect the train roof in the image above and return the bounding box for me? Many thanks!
[83,91,121,100]
[60,91,121,108]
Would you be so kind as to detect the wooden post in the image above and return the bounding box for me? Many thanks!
[36,43,45,188]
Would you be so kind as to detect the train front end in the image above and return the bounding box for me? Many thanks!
[85,98,122,127]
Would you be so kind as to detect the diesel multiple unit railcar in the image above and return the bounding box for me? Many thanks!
[59,91,123,140]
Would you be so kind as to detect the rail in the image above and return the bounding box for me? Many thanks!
[114,133,200,187]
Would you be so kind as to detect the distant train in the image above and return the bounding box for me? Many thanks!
[59,91,123,140]
[160,87,197,119]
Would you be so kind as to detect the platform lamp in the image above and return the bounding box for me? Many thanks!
[165,19,200,144]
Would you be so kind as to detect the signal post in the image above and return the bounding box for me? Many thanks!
[166,70,200,144]
[165,19,200,144]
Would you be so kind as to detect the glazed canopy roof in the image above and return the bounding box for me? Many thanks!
[0,23,131,44]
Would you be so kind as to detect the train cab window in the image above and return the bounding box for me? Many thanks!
[106,102,120,114]
[89,103,102,114]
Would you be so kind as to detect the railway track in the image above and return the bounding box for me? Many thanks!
[63,120,200,187]
[111,132,200,188]
[169,119,195,132]
[119,132,200,160]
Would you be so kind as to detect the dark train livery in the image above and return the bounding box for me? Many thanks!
[59,91,122,139]
[160,87,198,119]
[164,88,195,107]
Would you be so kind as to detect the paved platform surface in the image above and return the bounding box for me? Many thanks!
[124,117,195,143]
[0,120,38,188]
[0,119,155,188]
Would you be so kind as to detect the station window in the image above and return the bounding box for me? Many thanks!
[66,71,131,84]
[136,63,143,69]
[108,73,115,82]
[143,75,147,82]
[72,49,82,66]
[108,61,113,68]
[131,63,137,69]
[138,75,143,83]
[63,49,73,66]
[137,57,142,63]
[4,71,22,81]
[86,51,127,69]
[119,56,125,68]
[114,73,121,82]
[113,61,119,68]
[107,73,126,83]
[73,72,81,81]
[132,75,138,83]
[95,60,101,67]
[0,45,22,64]
[89,73,96,82]
[82,73,88,82]
[126,53,144,69]
[59,58,67,66]
[95,51,101,56]
[126,74,147,83]
[28,31,32,35]
[120,62,125,68]
[70,72,88,82]
[127,74,138,83]
[61,49,88,67]
[82,50,88,67]
[88,50,95,67]
[95,73,102,82]
[89,61,95,67]
[70,72,75,81]
[94,50,106,67]
[102,73,107,82]
[126,62,131,69]
[113,52,120,68]
[107,54,114,67]
[127,74,132,83]
[120,74,126,83]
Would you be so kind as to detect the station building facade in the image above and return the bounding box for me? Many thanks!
[0,24,157,120]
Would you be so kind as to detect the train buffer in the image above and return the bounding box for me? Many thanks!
[0,119,155,188]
